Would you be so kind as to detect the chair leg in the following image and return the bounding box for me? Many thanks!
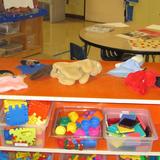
[151,55,155,62]
[145,55,149,62]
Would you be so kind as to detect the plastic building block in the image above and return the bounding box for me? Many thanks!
[107,124,119,134]
[60,117,71,126]
[28,113,47,125]
[9,128,36,146]
[67,122,77,133]
[134,124,146,137]
[0,151,9,160]
[68,112,79,122]
[3,99,27,113]
[80,139,97,148]
[121,114,136,121]
[137,115,146,130]
[28,101,51,120]
[4,130,13,140]
[117,125,135,134]
[119,118,137,128]
[5,104,28,126]
[16,152,31,159]
[55,126,66,135]
[126,132,141,137]
[81,120,90,131]
[90,117,100,128]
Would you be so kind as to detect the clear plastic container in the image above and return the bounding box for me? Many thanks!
[52,106,104,150]
[0,100,53,147]
[0,42,23,55]
[0,22,20,35]
[117,155,148,160]
[104,108,158,151]
[61,153,106,160]
[0,151,53,160]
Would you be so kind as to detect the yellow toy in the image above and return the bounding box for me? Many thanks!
[9,128,36,146]
[68,112,79,122]
[55,126,66,135]
[3,99,27,113]
[67,122,77,133]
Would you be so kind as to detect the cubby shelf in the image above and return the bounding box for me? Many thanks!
[0,16,43,58]
[0,58,160,157]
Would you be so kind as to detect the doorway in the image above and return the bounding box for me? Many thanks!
[65,0,86,19]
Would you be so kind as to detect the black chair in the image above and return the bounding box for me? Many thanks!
[101,49,136,61]
[100,49,123,61]
[70,42,87,60]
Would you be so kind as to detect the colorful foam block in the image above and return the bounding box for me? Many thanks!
[126,132,141,137]
[108,124,119,134]
[117,125,135,134]
[121,113,136,121]
[0,151,9,160]
[134,124,146,137]
[5,104,28,126]
[3,100,27,113]
[9,128,36,146]
[137,115,146,130]
[28,101,51,120]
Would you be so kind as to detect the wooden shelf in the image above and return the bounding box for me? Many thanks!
[0,16,43,57]
[0,32,25,40]
[1,45,41,58]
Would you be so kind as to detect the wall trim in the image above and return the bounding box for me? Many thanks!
[65,14,84,20]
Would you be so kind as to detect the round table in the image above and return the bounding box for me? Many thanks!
[79,24,160,62]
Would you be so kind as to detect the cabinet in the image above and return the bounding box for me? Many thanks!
[0,0,44,58]
[85,0,124,23]
[39,0,65,22]
[0,58,160,158]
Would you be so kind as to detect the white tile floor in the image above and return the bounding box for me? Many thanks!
[31,18,101,60]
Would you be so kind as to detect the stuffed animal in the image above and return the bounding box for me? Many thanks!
[50,59,102,85]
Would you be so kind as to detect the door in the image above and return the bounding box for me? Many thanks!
[85,0,124,22]
[65,0,85,17]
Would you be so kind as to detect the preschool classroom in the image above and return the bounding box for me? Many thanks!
[0,0,160,160]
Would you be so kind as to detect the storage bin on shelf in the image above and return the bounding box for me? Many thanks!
[52,106,104,150]
[0,99,52,147]
[61,153,106,160]
[0,150,53,160]
[118,155,149,160]
[0,22,20,35]
[104,108,158,151]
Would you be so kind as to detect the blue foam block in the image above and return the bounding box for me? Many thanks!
[80,139,97,148]
[0,151,9,160]
[4,130,12,140]
[5,104,28,126]
[108,124,119,133]
[121,114,136,121]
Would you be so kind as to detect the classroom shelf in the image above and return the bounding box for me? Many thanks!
[0,58,160,157]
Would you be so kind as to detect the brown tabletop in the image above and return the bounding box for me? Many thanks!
[79,24,160,55]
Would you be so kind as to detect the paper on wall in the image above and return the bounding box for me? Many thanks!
[3,0,34,9]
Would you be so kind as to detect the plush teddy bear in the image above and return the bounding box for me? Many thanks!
[50,59,102,85]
